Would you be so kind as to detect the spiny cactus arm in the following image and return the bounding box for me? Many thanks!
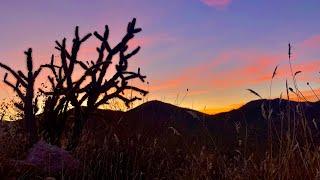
[55,39,81,86]
[94,48,143,93]
[46,76,56,90]
[93,30,113,85]
[123,68,146,82]
[3,73,24,100]
[71,26,92,60]
[39,85,63,96]
[39,61,65,96]
[91,53,147,106]
[58,66,63,82]
[96,91,141,108]
[94,18,141,86]
[66,27,92,68]
[38,80,53,97]
[124,46,141,60]
[94,83,147,108]
[0,63,28,87]
[116,95,141,107]
[78,93,88,105]
[56,39,71,83]
[93,25,111,57]
[33,67,42,80]
[38,74,60,95]
[95,53,112,85]
[94,84,123,108]
[41,64,59,79]
[113,18,141,53]
[123,86,148,95]
[41,55,66,83]
[68,26,92,73]
[40,57,62,96]
[99,79,119,91]
[88,25,114,91]
[70,60,111,93]
[100,70,147,93]
[54,27,92,90]
[24,48,33,73]
[17,71,28,81]
[100,66,146,93]
[75,60,89,70]
[54,39,69,83]
[112,43,142,82]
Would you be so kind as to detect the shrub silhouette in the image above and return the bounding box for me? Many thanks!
[40,18,148,149]
[0,48,42,145]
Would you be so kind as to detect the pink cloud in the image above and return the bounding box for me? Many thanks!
[150,76,189,91]
[301,35,320,48]
[148,50,285,94]
[200,0,232,8]
[205,51,285,89]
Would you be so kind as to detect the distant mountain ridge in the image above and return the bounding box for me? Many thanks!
[79,98,320,153]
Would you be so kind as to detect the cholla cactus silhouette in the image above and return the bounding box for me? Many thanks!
[0,48,42,145]
[83,18,147,110]
[40,26,92,146]
[41,18,148,149]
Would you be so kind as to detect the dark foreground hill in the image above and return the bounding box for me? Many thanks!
[79,99,320,153]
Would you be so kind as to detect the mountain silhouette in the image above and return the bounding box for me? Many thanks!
[77,99,320,153]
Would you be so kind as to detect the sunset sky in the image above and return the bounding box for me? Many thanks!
[1,0,320,114]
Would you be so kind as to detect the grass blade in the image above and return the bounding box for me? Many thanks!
[247,89,262,99]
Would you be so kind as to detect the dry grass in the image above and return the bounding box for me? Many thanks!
[70,110,320,179]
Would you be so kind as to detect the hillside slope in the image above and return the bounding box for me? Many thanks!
[80,99,320,152]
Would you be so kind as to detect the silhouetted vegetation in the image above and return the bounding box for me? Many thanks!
[0,48,42,145]
[0,18,148,149]
[1,19,320,179]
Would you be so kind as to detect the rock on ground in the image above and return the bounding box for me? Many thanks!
[25,140,80,176]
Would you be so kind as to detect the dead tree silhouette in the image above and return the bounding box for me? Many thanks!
[0,48,42,145]
[41,18,148,149]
